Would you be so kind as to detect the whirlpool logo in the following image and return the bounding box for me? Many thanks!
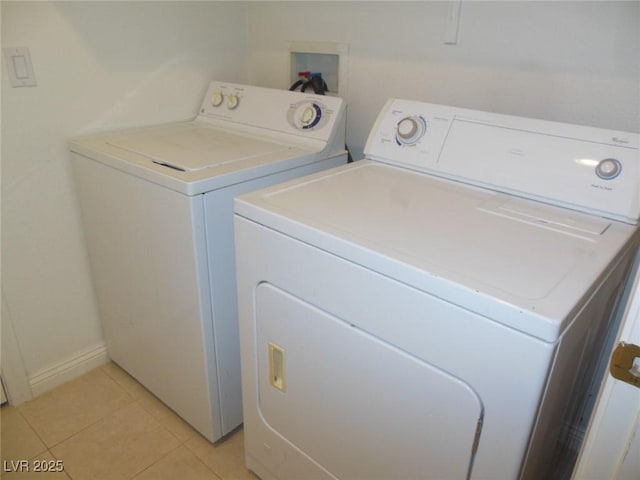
[612,136,630,144]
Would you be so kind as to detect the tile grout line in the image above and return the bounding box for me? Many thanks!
[46,447,74,480]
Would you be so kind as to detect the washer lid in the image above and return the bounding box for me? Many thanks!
[235,161,639,341]
[107,126,290,172]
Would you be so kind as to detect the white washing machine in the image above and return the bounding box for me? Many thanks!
[70,81,347,443]
[234,99,640,479]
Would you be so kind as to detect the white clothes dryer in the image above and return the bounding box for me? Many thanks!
[234,99,639,479]
[70,81,347,442]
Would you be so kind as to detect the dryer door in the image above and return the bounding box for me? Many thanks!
[256,283,483,480]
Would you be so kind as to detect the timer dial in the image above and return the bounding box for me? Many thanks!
[396,116,426,145]
[301,106,316,125]
[294,102,322,129]
[287,100,327,131]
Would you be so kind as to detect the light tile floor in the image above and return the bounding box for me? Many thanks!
[0,363,256,480]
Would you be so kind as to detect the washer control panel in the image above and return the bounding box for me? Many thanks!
[199,81,344,141]
[365,98,640,223]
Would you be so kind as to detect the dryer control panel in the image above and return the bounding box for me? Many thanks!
[198,81,344,142]
[365,99,640,224]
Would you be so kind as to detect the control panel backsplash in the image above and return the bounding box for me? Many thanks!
[197,81,344,142]
[365,99,640,224]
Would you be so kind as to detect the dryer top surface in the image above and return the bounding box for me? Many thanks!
[235,161,639,341]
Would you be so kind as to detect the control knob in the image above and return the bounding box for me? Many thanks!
[211,91,223,107]
[301,106,316,125]
[297,102,322,129]
[227,94,239,110]
[595,158,622,180]
[396,116,426,145]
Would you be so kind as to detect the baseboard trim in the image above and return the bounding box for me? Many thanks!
[29,343,110,397]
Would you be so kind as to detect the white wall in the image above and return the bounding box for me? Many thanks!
[1,1,248,399]
[248,1,640,158]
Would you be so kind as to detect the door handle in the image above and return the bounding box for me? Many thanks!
[268,342,286,392]
[610,342,640,388]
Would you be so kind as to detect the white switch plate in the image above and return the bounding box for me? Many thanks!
[3,47,37,87]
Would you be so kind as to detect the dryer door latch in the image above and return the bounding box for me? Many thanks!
[610,342,640,389]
